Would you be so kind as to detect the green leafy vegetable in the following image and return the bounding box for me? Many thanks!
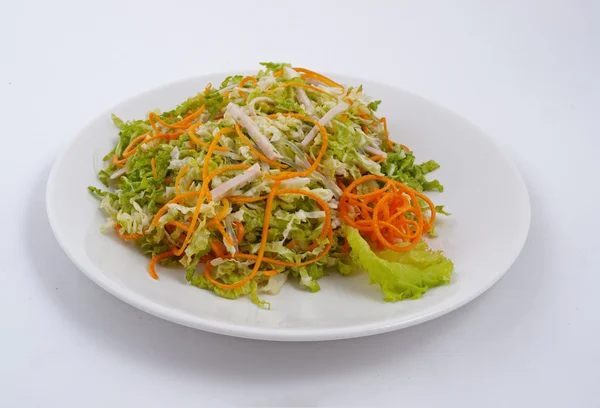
[345,226,453,301]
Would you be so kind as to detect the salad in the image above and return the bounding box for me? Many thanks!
[89,63,453,308]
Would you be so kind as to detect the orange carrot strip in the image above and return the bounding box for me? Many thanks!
[293,68,344,90]
[148,250,174,280]
[380,117,394,151]
[226,195,269,204]
[187,124,228,152]
[233,221,245,244]
[166,220,190,232]
[148,105,205,131]
[262,270,279,277]
[151,158,157,178]
[238,76,257,97]
[122,134,150,158]
[213,217,235,246]
[113,154,128,167]
[342,176,392,199]
[151,190,203,227]
[121,133,182,165]
[175,164,191,195]
[266,82,334,97]
[373,195,421,252]
[115,225,143,240]
[285,240,298,249]
[341,238,350,254]
[210,240,226,258]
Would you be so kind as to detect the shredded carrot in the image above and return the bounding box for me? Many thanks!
[115,225,143,240]
[235,124,287,168]
[238,76,257,98]
[370,155,385,163]
[175,164,191,195]
[341,238,350,254]
[198,254,213,264]
[213,217,235,246]
[151,157,157,178]
[379,117,394,151]
[116,132,184,167]
[262,270,279,277]
[187,124,228,152]
[306,241,319,251]
[285,240,298,249]
[148,250,174,280]
[339,175,436,252]
[233,221,245,244]
[170,189,206,258]
[113,154,128,167]
[123,134,150,158]
[204,199,231,229]
[151,190,204,227]
[205,83,212,93]
[148,105,206,131]
[226,195,269,204]
[210,240,226,258]
[293,67,344,90]
[266,82,335,97]
[166,220,190,232]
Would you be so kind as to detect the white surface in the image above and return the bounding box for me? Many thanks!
[47,71,530,341]
[2,0,599,406]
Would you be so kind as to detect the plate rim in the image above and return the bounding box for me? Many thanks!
[46,71,531,341]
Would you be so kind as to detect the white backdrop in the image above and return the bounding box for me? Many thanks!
[2,1,599,406]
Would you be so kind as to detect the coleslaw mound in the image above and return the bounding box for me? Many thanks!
[89,63,453,308]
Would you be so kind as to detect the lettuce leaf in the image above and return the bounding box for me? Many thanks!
[345,226,453,301]
[380,147,443,192]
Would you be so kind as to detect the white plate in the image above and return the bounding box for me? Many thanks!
[46,71,530,341]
